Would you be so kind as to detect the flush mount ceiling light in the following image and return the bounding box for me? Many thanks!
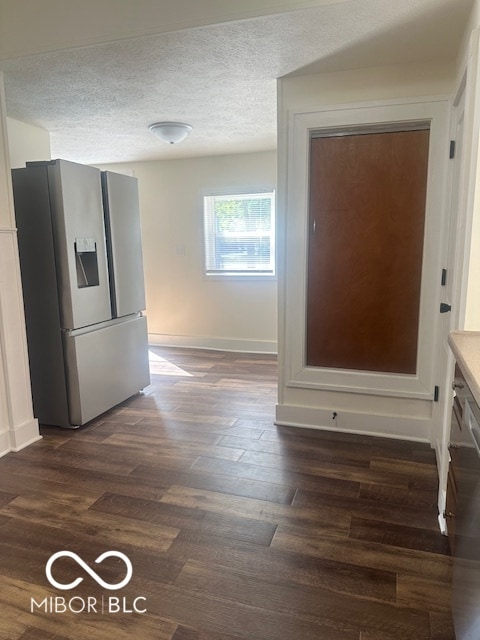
[148,121,193,144]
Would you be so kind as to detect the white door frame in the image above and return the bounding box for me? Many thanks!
[283,97,450,403]
[436,28,480,529]
[434,75,466,529]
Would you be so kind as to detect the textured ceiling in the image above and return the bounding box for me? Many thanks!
[0,0,474,164]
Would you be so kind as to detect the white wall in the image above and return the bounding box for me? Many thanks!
[98,151,277,353]
[7,117,51,168]
[278,60,455,112]
[457,0,480,330]
[0,86,46,456]
[276,60,456,442]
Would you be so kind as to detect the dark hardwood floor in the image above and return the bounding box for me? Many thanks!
[0,347,453,639]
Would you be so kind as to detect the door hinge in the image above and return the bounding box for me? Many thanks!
[440,302,452,313]
[449,140,456,159]
[434,386,440,402]
[441,268,447,286]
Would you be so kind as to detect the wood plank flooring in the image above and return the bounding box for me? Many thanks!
[0,347,453,639]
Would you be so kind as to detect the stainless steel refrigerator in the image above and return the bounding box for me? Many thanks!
[12,159,150,428]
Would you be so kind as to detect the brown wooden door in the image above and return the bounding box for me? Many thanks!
[306,129,430,374]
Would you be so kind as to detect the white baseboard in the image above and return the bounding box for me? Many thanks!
[0,430,11,457]
[0,419,42,457]
[148,333,277,355]
[275,403,432,442]
[9,417,42,452]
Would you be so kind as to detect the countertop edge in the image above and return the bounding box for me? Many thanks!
[448,331,480,407]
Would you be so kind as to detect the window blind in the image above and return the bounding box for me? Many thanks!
[204,191,275,276]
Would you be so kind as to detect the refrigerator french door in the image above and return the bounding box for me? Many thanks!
[12,159,150,428]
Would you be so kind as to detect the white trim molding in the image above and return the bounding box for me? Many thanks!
[149,332,277,354]
[277,96,451,442]
[275,403,432,442]
[283,97,450,400]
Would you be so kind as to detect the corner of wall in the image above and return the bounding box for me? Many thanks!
[0,74,41,457]
[6,116,51,168]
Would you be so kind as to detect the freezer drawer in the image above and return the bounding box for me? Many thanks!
[63,315,150,426]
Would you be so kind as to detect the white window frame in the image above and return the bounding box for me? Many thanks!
[203,190,276,277]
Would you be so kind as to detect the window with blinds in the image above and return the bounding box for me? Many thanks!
[203,191,275,276]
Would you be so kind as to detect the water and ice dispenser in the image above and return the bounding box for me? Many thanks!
[75,237,99,288]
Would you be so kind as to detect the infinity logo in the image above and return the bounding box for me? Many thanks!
[46,551,133,591]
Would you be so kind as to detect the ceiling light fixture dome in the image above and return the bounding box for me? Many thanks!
[148,121,192,144]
